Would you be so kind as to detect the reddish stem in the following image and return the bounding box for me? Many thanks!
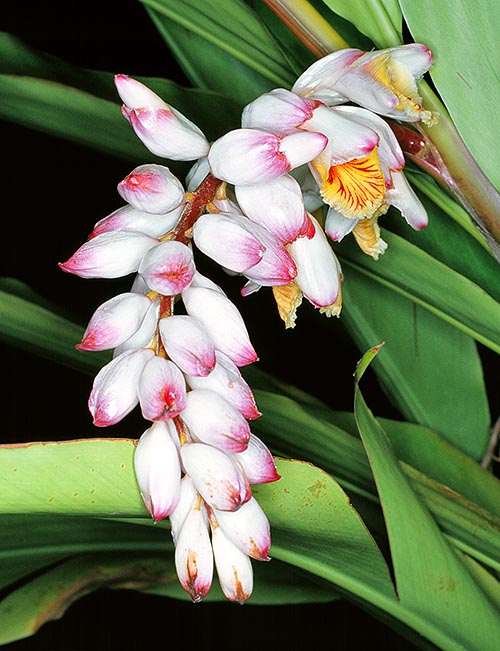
[172,173,221,243]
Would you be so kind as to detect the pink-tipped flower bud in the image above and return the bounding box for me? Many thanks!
[235,174,310,244]
[242,88,321,135]
[117,164,185,215]
[193,212,264,273]
[59,231,158,279]
[115,74,210,161]
[213,497,271,561]
[186,351,261,420]
[159,315,216,377]
[182,286,257,367]
[211,523,253,603]
[174,503,213,602]
[288,214,342,310]
[208,129,327,186]
[138,240,195,295]
[77,292,152,351]
[114,296,160,356]
[234,433,280,485]
[193,212,296,287]
[134,420,182,522]
[181,389,251,454]
[181,443,251,512]
[115,74,169,109]
[170,475,199,545]
[138,356,187,421]
[88,348,154,427]
[90,204,183,239]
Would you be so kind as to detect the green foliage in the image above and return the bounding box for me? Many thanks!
[400,0,500,192]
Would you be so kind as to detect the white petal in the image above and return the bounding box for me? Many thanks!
[288,214,341,308]
[88,348,154,426]
[174,505,213,602]
[138,356,187,421]
[169,475,199,544]
[159,315,216,376]
[385,170,428,230]
[78,293,152,351]
[193,212,264,272]
[324,207,358,242]
[211,524,253,603]
[235,174,310,244]
[181,389,250,453]
[113,297,160,357]
[233,433,280,485]
[213,497,271,560]
[208,129,290,185]
[242,88,319,134]
[181,443,251,511]
[114,74,168,109]
[186,351,261,420]
[292,48,364,102]
[90,204,183,239]
[134,420,182,521]
[59,231,158,279]
[128,107,210,161]
[182,286,257,366]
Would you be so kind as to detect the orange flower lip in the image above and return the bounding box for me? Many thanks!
[315,149,386,219]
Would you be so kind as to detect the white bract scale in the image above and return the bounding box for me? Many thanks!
[138,240,196,295]
[138,356,187,421]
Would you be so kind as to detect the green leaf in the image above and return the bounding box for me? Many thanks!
[386,178,500,303]
[0,32,242,157]
[0,278,111,375]
[320,0,403,47]
[0,441,395,622]
[0,73,152,163]
[337,230,500,354]
[0,552,175,645]
[141,0,294,89]
[146,11,273,106]
[342,266,490,459]
[354,346,500,651]
[399,0,500,191]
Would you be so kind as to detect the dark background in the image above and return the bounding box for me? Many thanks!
[1,2,491,650]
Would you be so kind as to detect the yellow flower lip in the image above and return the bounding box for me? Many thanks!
[313,149,386,219]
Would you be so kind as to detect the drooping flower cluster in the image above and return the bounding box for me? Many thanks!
[60,43,434,602]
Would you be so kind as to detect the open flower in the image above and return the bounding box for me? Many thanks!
[292,43,436,125]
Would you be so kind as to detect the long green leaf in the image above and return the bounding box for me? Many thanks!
[354,345,500,651]
[342,266,490,458]
[399,0,500,191]
[320,0,403,47]
[0,443,397,615]
[337,230,500,354]
[0,32,242,158]
[140,0,294,89]
[0,74,152,163]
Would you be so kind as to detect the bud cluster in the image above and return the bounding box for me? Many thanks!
[60,42,435,603]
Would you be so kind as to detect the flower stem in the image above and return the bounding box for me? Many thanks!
[171,173,222,243]
[262,0,349,56]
